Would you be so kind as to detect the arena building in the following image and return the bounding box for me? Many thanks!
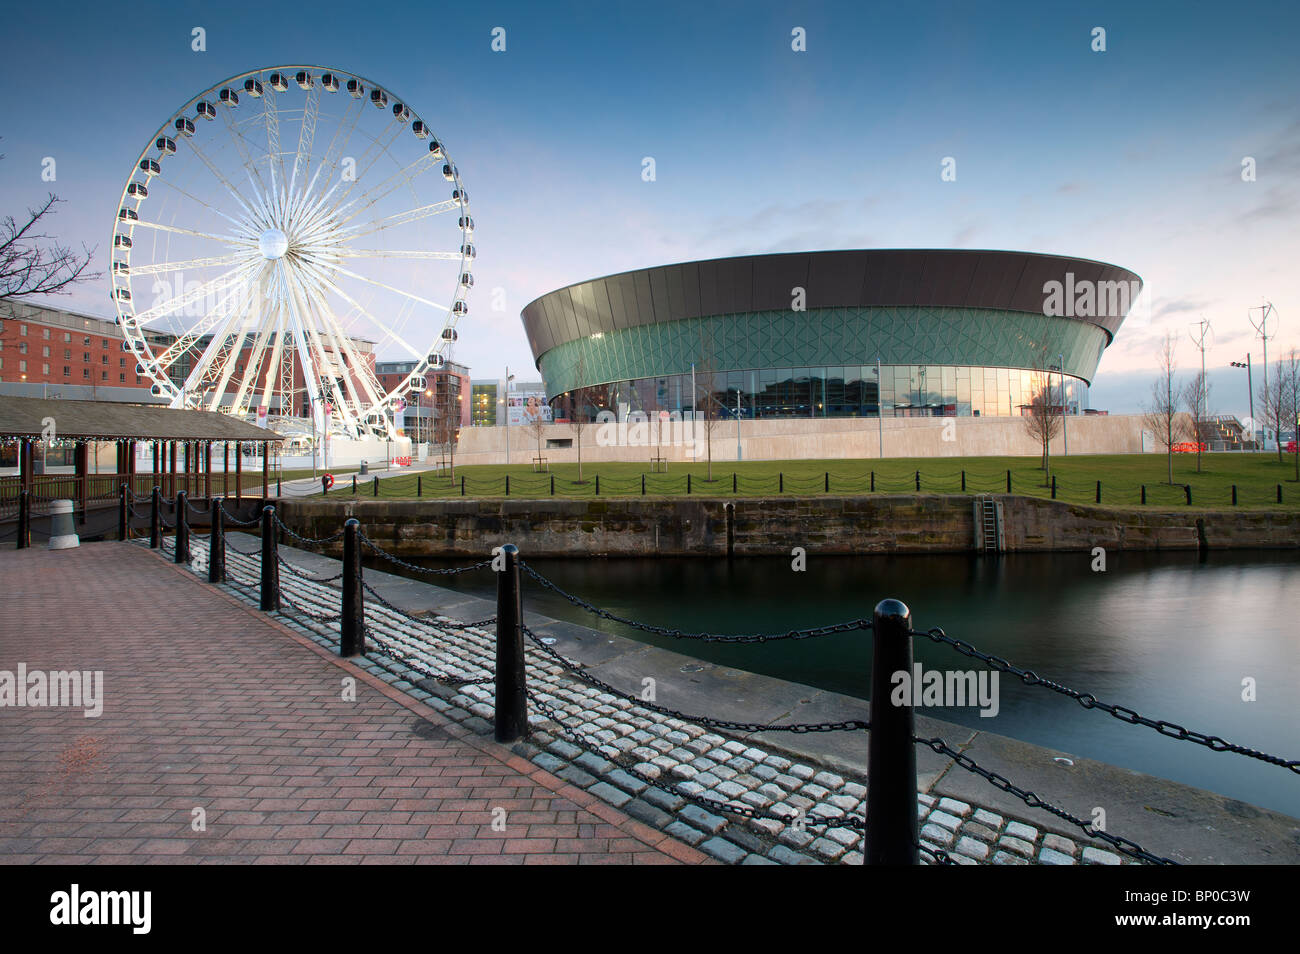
[520,249,1142,422]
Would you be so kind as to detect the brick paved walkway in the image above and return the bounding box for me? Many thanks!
[0,542,707,865]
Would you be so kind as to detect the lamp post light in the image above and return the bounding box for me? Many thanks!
[1230,357,1254,449]
[504,367,515,465]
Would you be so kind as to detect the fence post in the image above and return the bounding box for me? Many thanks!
[1051,475,1057,499]
[119,485,129,541]
[595,474,600,496]
[1006,470,1012,494]
[778,472,783,493]
[340,518,364,656]
[1095,480,1101,504]
[961,470,966,492]
[1185,484,1192,506]
[1141,484,1146,505]
[352,474,357,495]
[462,475,466,497]
[16,490,30,550]
[494,543,527,743]
[277,476,282,498]
[150,486,162,549]
[871,471,875,493]
[175,490,190,564]
[372,475,379,497]
[915,470,920,492]
[1231,484,1237,506]
[208,498,225,583]
[417,474,422,497]
[866,598,919,866]
[641,474,646,496]
[687,473,692,494]
[733,473,737,493]
[1278,484,1283,504]
[505,475,510,497]
[260,505,280,612]
[826,471,830,493]
[321,475,329,497]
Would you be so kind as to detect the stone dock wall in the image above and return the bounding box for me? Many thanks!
[273,495,1300,557]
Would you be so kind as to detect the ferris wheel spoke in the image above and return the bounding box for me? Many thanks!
[130,219,238,244]
[317,94,368,186]
[132,263,254,324]
[152,276,259,368]
[296,258,426,361]
[335,249,463,260]
[299,276,390,415]
[339,199,459,240]
[182,134,259,220]
[179,301,256,398]
[260,87,287,212]
[148,175,252,232]
[328,262,449,312]
[219,108,273,198]
[129,252,247,277]
[289,83,320,200]
[325,121,403,216]
[334,150,444,227]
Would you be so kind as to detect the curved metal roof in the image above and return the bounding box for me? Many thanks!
[521,249,1142,364]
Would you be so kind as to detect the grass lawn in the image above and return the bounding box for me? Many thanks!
[323,452,1300,510]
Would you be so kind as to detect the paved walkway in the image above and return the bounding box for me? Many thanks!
[0,542,707,865]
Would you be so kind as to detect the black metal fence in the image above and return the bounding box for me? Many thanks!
[124,488,1300,866]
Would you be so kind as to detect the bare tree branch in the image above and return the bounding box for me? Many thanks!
[0,154,100,301]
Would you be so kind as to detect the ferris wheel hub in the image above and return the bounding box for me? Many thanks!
[258,228,289,260]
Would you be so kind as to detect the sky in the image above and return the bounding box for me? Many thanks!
[2,0,1297,417]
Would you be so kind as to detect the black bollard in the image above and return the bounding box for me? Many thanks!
[175,490,190,564]
[208,498,225,583]
[961,470,966,492]
[595,474,600,496]
[150,486,162,549]
[417,474,422,497]
[340,518,364,656]
[1006,470,1012,494]
[260,505,280,612]
[687,473,692,494]
[505,475,510,496]
[16,490,30,550]
[733,473,738,493]
[1095,480,1101,504]
[778,472,783,493]
[461,475,466,497]
[494,543,527,743]
[373,475,379,497]
[866,598,919,866]
[321,475,329,497]
[641,474,646,496]
[277,477,282,498]
[1185,484,1192,506]
[1278,484,1283,504]
[1141,484,1146,505]
[870,471,875,493]
[1051,475,1057,499]
[1231,484,1237,506]
[119,485,129,541]
[915,470,920,492]
[352,474,357,495]
[826,471,831,493]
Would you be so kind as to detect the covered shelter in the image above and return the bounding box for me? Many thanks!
[0,396,284,522]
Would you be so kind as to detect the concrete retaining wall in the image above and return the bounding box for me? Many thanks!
[276,495,1300,558]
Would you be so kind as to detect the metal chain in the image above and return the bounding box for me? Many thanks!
[276,555,344,584]
[524,626,870,735]
[186,498,209,515]
[217,500,261,527]
[358,533,492,576]
[919,626,1300,774]
[527,688,861,834]
[914,733,1175,865]
[271,512,346,547]
[221,531,261,556]
[520,562,871,643]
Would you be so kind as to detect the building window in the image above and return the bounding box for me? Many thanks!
[63,332,71,342]
[83,336,90,346]
[43,363,50,374]
[120,373,126,383]
[64,349,71,359]
[42,345,50,357]
[119,357,125,367]
[20,359,27,372]
[42,328,50,339]
[101,370,108,381]
[19,342,27,354]
[82,368,89,379]
[20,324,27,335]
[101,354,108,364]
[63,366,71,377]
[83,352,90,362]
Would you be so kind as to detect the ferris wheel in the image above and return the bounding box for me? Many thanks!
[109,66,474,440]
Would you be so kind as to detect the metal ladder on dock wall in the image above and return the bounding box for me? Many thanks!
[974,495,1003,554]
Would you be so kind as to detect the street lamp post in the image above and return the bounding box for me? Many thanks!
[1059,352,1067,456]
[1230,356,1255,448]
[503,367,515,466]
[875,356,883,458]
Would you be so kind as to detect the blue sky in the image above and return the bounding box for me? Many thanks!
[2,0,1297,416]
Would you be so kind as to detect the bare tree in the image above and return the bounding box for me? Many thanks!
[1019,350,1063,483]
[695,326,724,482]
[1,154,98,300]
[1182,371,1213,474]
[1270,349,1300,481]
[1259,355,1293,465]
[528,412,548,471]
[1141,333,1189,485]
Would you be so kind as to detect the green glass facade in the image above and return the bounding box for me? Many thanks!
[540,305,1106,420]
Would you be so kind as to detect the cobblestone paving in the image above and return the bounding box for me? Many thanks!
[188,534,1137,866]
[0,543,705,865]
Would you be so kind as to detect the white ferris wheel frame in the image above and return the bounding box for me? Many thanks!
[108,65,475,441]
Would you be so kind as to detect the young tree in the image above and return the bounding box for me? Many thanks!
[1259,355,1293,465]
[1182,370,1213,474]
[528,412,548,471]
[1277,349,1300,481]
[1141,333,1189,484]
[1019,350,1063,482]
[1,154,98,300]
